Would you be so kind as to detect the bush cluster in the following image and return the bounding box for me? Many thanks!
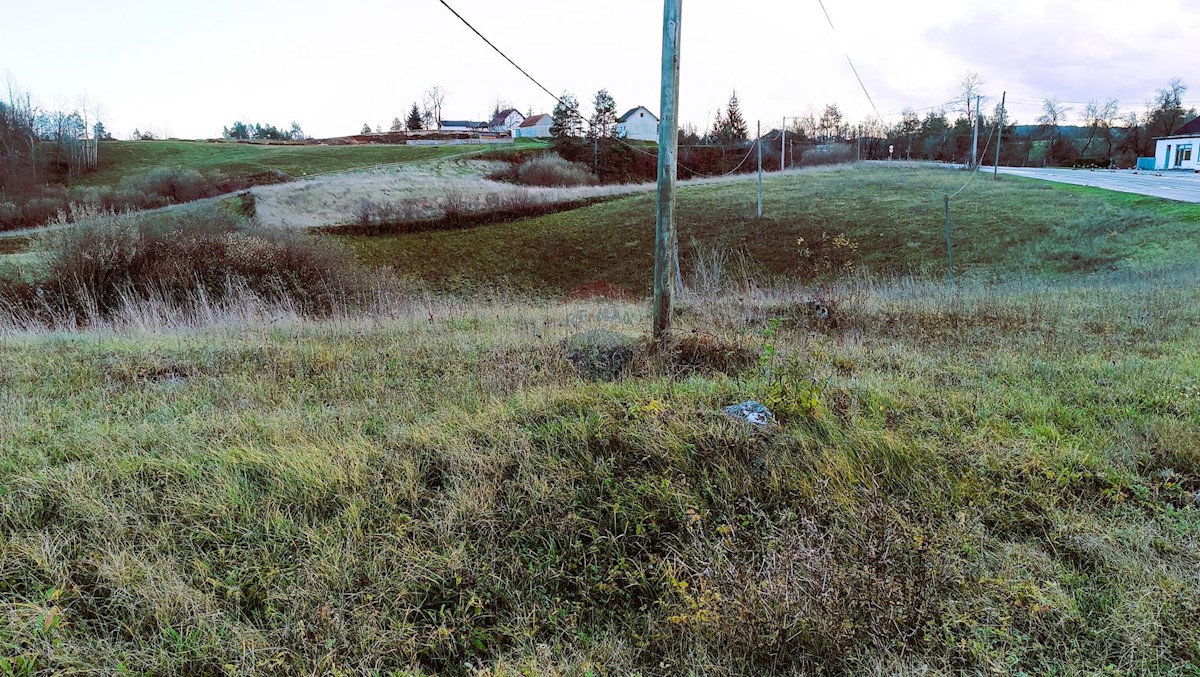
[1,208,361,323]
[515,153,597,187]
[0,167,289,231]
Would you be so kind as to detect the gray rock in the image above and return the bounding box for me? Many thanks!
[724,401,775,427]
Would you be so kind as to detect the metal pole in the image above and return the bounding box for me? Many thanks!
[971,94,980,168]
[652,0,682,342]
[944,195,954,285]
[756,120,763,219]
[994,91,1006,179]
[781,117,786,171]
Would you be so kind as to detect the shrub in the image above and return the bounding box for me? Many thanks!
[117,167,211,204]
[563,329,640,380]
[516,153,597,187]
[797,143,857,167]
[21,195,67,227]
[1,207,362,324]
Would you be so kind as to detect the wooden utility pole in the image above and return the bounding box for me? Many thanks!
[994,91,1006,179]
[652,0,682,342]
[756,120,763,218]
[971,94,980,168]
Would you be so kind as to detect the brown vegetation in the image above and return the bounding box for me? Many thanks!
[0,207,360,326]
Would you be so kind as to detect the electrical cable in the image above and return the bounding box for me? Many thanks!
[435,0,778,181]
[815,0,941,195]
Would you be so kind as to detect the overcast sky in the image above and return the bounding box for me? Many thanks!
[2,0,1196,139]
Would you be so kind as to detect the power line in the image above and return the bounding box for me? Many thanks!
[435,0,564,108]
[435,0,770,181]
[814,0,940,195]
[948,113,998,199]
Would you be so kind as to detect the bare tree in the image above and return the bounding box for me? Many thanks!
[1080,99,1119,159]
[423,86,446,129]
[1037,98,1072,141]
[1038,98,1075,166]
[1147,78,1190,137]
[490,98,513,119]
[958,72,986,118]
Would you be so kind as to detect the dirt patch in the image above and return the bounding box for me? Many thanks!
[565,280,638,302]
[0,237,30,255]
[667,332,757,375]
[317,196,617,237]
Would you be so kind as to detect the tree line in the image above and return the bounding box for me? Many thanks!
[804,76,1196,168]
[222,120,307,141]
[1,84,105,199]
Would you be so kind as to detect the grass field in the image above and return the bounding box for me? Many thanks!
[78,140,545,188]
[343,166,1200,295]
[1,276,1198,674]
[2,166,1199,674]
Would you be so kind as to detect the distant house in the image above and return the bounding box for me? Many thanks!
[514,114,552,139]
[616,106,659,142]
[439,120,486,132]
[1156,118,1200,171]
[489,108,525,134]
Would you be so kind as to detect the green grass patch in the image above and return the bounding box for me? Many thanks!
[0,280,1198,673]
[342,167,1200,295]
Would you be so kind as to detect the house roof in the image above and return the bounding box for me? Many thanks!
[441,120,484,128]
[519,114,550,128]
[617,106,657,123]
[489,108,523,127]
[1168,117,1200,137]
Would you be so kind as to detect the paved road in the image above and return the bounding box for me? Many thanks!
[994,166,1200,203]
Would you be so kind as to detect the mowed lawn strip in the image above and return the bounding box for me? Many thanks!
[342,166,1200,295]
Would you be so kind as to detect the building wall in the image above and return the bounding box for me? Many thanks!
[492,111,525,133]
[515,121,552,138]
[617,109,659,142]
[1157,137,1199,170]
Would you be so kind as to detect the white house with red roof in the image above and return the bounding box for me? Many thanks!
[1156,118,1200,171]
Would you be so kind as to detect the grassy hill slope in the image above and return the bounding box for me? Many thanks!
[344,166,1200,294]
[80,140,542,187]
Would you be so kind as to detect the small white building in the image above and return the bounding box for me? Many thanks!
[514,114,552,139]
[616,106,659,142]
[1155,118,1200,171]
[488,108,525,134]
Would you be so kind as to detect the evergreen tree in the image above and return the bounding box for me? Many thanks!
[588,89,617,139]
[289,121,305,140]
[406,103,424,131]
[724,90,749,142]
[550,92,584,138]
[225,121,250,140]
[360,123,372,135]
[708,108,725,144]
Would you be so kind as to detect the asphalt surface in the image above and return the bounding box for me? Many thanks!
[994,166,1200,203]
